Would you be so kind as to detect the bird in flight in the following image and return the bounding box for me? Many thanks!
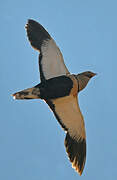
[12,19,96,175]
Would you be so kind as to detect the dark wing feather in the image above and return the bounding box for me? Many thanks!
[26,19,69,81]
[65,133,86,175]
[46,95,86,175]
[26,19,51,51]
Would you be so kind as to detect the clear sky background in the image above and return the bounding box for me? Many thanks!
[0,0,116,179]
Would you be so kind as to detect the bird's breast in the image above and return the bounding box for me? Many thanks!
[68,74,78,96]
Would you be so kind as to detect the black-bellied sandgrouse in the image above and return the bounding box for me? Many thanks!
[12,19,96,175]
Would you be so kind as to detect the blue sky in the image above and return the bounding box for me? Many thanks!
[0,0,116,179]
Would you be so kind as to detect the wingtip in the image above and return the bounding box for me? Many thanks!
[25,19,40,26]
[25,19,30,29]
[71,157,85,176]
[64,133,86,176]
[25,19,35,29]
[72,162,85,176]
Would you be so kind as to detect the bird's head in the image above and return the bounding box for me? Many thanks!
[76,71,97,92]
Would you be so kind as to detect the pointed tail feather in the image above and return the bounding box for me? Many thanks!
[12,87,41,100]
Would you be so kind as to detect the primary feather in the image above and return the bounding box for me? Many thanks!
[26,19,69,81]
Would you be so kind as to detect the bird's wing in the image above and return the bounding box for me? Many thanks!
[25,19,70,81]
[46,95,86,175]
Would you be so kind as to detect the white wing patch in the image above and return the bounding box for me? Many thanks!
[52,95,86,140]
[41,39,69,80]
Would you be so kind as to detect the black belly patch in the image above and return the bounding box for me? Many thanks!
[36,75,73,100]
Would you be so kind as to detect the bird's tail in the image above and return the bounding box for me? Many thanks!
[12,86,41,100]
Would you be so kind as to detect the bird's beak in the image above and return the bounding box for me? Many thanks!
[93,72,97,77]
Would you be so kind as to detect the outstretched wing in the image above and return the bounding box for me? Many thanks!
[46,95,86,175]
[25,19,69,81]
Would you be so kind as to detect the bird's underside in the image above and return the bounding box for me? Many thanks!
[12,19,96,175]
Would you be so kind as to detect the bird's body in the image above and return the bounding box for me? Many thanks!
[12,19,96,175]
